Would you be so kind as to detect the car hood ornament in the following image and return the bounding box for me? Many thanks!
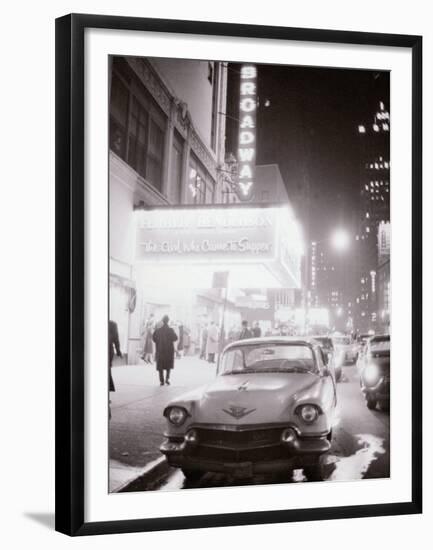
[222,405,256,419]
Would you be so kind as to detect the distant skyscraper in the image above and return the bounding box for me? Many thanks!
[354,101,390,331]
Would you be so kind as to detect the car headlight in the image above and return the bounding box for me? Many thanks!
[166,406,188,426]
[297,404,319,424]
[363,364,380,385]
[336,351,345,365]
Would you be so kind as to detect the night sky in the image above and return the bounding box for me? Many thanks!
[226,62,390,242]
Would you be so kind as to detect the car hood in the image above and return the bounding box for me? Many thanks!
[171,372,322,425]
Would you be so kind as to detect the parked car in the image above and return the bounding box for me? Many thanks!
[160,337,337,482]
[359,335,390,410]
[332,334,358,365]
[312,336,341,382]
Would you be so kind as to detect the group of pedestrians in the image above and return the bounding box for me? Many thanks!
[109,316,264,394]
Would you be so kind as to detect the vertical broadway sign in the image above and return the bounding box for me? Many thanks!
[238,65,257,199]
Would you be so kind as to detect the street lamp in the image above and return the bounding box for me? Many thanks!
[331,228,351,252]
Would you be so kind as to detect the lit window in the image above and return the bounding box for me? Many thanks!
[366,212,370,218]
[373,124,379,132]
[366,227,370,233]
[358,125,366,134]
[374,163,379,169]
[365,184,369,191]
[382,123,389,131]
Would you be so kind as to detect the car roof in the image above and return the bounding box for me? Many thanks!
[223,336,319,352]
[369,334,390,342]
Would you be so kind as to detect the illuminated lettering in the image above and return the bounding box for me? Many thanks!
[239,181,253,195]
[238,148,255,162]
[237,64,257,199]
[239,165,253,179]
[239,131,254,145]
[240,97,256,112]
[240,115,255,129]
[241,66,257,79]
[241,82,256,95]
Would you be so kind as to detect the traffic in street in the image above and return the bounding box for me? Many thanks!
[111,340,390,492]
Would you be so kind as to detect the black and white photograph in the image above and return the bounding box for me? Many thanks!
[108,55,391,493]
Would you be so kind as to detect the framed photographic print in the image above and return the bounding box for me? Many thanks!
[55,13,422,536]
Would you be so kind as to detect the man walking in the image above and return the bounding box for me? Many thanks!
[108,320,122,419]
[252,322,262,338]
[152,315,178,386]
[239,320,253,340]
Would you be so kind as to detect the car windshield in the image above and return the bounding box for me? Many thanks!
[333,336,351,346]
[220,344,317,375]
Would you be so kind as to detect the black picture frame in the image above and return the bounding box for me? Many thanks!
[55,13,422,536]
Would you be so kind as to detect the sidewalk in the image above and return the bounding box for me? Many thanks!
[109,355,217,492]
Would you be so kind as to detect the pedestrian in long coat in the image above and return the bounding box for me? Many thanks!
[200,324,208,359]
[239,320,253,340]
[206,322,219,363]
[109,320,122,390]
[141,314,155,363]
[109,320,122,419]
[152,315,178,386]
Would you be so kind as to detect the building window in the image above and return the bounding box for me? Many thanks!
[109,59,167,192]
[169,131,184,203]
[109,72,129,159]
[127,95,165,191]
[188,156,215,205]
[210,63,219,152]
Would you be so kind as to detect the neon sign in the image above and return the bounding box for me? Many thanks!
[238,65,257,198]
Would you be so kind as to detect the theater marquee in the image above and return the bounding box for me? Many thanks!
[134,205,304,289]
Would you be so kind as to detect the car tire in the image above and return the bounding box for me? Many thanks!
[304,459,326,482]
[181,468,203,482]
[366,396,377,410]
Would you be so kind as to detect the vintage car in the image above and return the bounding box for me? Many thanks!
[312,336,341,382]
[160,337,337,482]
[359,335,390,410]
[332,334,358,365]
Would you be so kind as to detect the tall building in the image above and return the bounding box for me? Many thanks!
[354,101,390,332]
[377,221,390,331]
[109,56,230,360]
[308,241,346,330]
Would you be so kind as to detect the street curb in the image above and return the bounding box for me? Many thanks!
[117,456,170,493]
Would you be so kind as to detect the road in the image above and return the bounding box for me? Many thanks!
[111,358,390,492]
